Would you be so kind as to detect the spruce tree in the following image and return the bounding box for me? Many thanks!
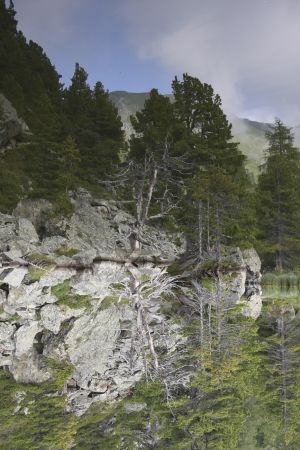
[256,119,300,270]
[60,136,81,192]
[63,65,124,183]
[86,81,123,178]
[63,63,93,143]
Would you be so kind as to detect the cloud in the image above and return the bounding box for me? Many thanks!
[13,0,82,44]
[120,0,300,124]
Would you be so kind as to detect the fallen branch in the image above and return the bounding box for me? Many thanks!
[0,253,178,271]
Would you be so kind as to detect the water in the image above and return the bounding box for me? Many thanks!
[239,284,300,449]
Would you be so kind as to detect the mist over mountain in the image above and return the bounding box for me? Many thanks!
[110,91,300,175]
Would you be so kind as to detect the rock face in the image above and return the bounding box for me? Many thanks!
[0,189,262,414]
[218,248,262,320]
[13,189,186,257]
[240,248,262,319]
[0,93,28,150]
[0,190,187,414]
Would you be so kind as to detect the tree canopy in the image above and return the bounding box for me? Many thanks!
[256,119,300,270]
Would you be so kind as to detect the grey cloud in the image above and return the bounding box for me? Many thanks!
[121,0,300,124]
[13,0,82,44]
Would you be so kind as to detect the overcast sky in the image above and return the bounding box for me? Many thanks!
[13,0,300,125]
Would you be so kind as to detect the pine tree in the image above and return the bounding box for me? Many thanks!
[84,81,124,178]
[60,136,81,192]
[63,65,124,184]
[172,74,254,252]
[63,63,93,144]
[127,88,185,229]
[252,303,300,449]
[0,1,63,138]
[172,73,244,171]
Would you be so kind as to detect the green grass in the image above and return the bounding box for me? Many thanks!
[51,280,93,310]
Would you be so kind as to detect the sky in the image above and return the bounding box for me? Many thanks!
[13,0,300,125]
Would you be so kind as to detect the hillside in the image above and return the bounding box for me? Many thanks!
[230,116,272,175]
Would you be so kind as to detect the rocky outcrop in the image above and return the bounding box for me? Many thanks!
[0,190,187,414]
[0,190,262,414]
[13,189,186,258]
[0,94,28,150]
[0,258,186,414]
[242,248,261,277]
[241,248,262,319]
[219,248,262,320]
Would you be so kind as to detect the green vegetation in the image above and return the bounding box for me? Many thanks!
[0,360,76,450]
[54,246,79,257]
[262,272,300,288]
[75,379,183,449]
[3,2,300,448]
[2,1,300,272]
[109,92,275,175]
[27,253,54,264]
[256,119,300,271]
[2,292,299,450]
[201,276,216,292]
[26,253,55,281]
[0,1,124,213]
[99,295,129,310]
[27,266,47,282]
[121,74,256,254]
[73,293,300,449]
[51,280,93,310]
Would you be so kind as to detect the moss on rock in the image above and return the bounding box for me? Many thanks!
[51,280,93,310]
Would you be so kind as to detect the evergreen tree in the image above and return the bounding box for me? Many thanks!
[85,81,123,178]
[63,65,124,183]
[261,304,300,448]
[63,63,93,143]
[256,119,300,270]
[239,301,300,449]
[127,88,185,229]
[172,74,244,171]
[172,74,254,252]
[92,81,123,141]
[60,136,81,192]
[173,281,264,450]
[0,0,63,138]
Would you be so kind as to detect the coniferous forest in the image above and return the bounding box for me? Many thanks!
[2,1,300,271]
[2,2,300,449]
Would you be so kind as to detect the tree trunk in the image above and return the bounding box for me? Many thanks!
[278,315,288,432]
[142,167,158,225]
[198,200,203,259]
[207,198,211,253]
